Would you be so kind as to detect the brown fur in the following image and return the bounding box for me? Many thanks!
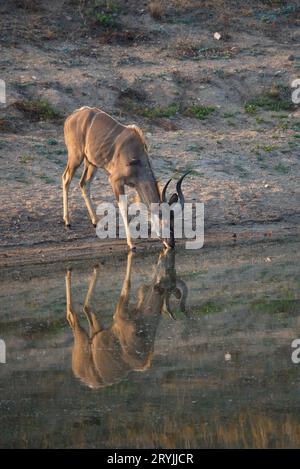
[62,107,166,249]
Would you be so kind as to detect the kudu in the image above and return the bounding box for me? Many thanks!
[66,250,188,389]
[62,106,188,249]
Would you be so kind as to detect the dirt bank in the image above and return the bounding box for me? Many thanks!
[0,0,299,267]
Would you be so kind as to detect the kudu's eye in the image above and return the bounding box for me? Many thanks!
[127,159,141,166]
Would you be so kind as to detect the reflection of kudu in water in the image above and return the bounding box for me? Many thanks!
[66,251,188,389]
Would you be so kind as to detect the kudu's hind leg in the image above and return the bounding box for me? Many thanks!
[79,161,98,227]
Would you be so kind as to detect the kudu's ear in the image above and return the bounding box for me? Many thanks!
[168,193,178,205]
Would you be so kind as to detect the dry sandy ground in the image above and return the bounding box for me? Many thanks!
[0,0,299,267]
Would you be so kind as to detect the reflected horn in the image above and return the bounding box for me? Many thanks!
[176,279,189,315]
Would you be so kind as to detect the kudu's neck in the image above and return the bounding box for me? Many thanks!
[124,145,159,207]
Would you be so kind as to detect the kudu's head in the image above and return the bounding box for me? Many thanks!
[154,249,189,319]
[126,132,189,250]
[160,172,190,249]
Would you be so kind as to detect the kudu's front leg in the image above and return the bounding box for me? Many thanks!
[120,251,133,299]
[109,176,134,250]
[114,251,133,320]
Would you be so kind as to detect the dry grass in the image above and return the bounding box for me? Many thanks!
[0,118,12,132]
[149,1,164,20]
[14,99,63,122]
[102,410,300,449]
[174,37,200,58]
[99,29,148,45]
[14,0,39,11]
[171,69,194,84]
[154,118,179,131]
[117,86,148,110]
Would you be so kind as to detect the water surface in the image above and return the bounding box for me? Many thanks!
[0,239,300,448]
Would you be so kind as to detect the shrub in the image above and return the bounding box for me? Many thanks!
[184,104,215,120]
[14,99,63,121]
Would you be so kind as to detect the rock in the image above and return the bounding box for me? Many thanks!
[288,54,295,61]
[213,32,221,41]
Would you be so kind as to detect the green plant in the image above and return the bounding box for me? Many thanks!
[234,163,248,177]
[245,85,293,113]
[184,104,215,120]
[19,155,35,164]
[278,122,288,130]
[47,138,58,145]
[262,145,278,152]
[245,103,258,115]
[183,169,203,177]
[255,116,267,124]
[94,12,115,27]
[193,300,222,316]
[87,1,118,28]
[222,112,236,118]
[274,163,289,174]
[142,103,180,118]
[38,173,55,184]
